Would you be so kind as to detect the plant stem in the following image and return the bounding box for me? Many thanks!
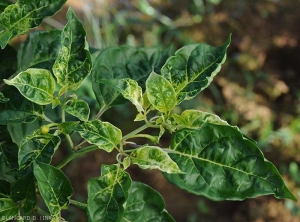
[56,145,98,169]
[122,124,149,141]
[69,199,87,210]
[36,207,50,216]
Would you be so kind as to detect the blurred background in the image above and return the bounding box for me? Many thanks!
[11,0,300,221]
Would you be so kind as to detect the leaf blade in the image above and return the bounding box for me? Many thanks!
[64,98,90,121]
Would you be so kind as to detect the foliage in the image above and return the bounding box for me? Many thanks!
[0,1,296,221]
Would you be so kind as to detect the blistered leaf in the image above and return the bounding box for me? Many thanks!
[18,133,61,170]
[64,99,90,121]
[163,123,297,201]
[0,180,10,198]
[76,120,121,152]
[161,35,231,103]
[87,164,131,222]
[17,30,61,71]
[0,45,17,81]
[0,89,44,125]
[0,198,19,220]
[53,7,92,91]
[4,69,56,105]
[33,160,73,217]
[146,72,177,113]
[58,121,80,134]
[131,146,181,174]
[0,0,66,49]
[121,182,175,222]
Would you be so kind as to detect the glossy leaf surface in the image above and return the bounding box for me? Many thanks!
[33,161,73,217]
[76,120,121,152]
[0,198,19,220]
[53,7,92,91]
[87,164,131,222]
[121,182,175,222]
[4,69,56,105]
[146,72,177,113]
[161,35,231,103]
[0,0,66,49]
[131,146,181,174]
[164,123,297,201]
[64,98,90,121]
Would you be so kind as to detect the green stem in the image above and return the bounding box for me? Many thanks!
[69,199,87,210]
[36,207,50,216]
[122,124,149,141]
[56,145,98,169]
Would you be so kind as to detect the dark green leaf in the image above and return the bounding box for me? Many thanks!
[33,160,73,217]
[0,0,12,14]
[0,0,66,49]
[0,140,18,170]
[17,30,61,71]
[10,174,36,213]
[58,121,80,134]
[146,72,177,113]
[87,164,131,222]
[53,7,92,91]
[0,180,10,198]
[76,120,121,152]
[161,35,231,103]
[64,98,90,121]
[163,123,297,201]
[0,198,19,220]
[0,93,9,103]
[0,45,17,81]
[121,182,175,222]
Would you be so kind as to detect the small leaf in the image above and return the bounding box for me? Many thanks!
[121,182,175,222]
[0,93,9,103]
[58,121,80,134]
[76,120,122,152]
[53,7,92,91]
[123,157,131,170]
[4,69,56,105]
[131,146,181,174]
[17,30,61,71]
[33,160,73,217]
[163,123,297,201]
[0,198,19,220]
[0,180,10,198]
[87,164,131,222]
[0,0,66,49]
[18,133,61,170]
[161,35,231,103]
[64,99,90,121]
[146,72,177,113]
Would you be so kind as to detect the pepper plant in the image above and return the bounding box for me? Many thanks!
[0,1,297,221]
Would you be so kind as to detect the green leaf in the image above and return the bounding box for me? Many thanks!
[0,45,17,81]
[161,35,231,103]
[121,182,175,222]
[76,120,121,152]
[130,146,181,174]
[17,30,61,71]
[10,174,36,213]
[33,160,73,217]
[0,140,18,170]
[146,72,177,113]
[53,7,92,91]
[0,88,44,125]
[4,69,56,105]
[64,98,90,121]
[163,123,297,201]
[0,0,12,14]
[0,0,66,49]
[0,198,19,220]
[58,121,80,134]
[0,180,10,198]
[18,133,61,170]
[87,164,131,222]
[0,93,9,103]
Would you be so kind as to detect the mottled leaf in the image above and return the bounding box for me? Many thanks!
[76,120,121,152]
[163,123,297,201]
[4,68,56,105]
[87,164,131,222]
[0,0,66,49]
[161,35,231,103]
[33,160,73,217]
[53,7,92,91]
[0,198,19,220]
[58,121,80,134]
[64,98,90,121]
[146,72,177,113]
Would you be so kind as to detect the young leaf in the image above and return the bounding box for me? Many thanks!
[58,121,80,135]
[33,160,73,217]
[161,35,231,103]
[0,198,19,219]
[130,146,181,174]
[18,134,61,170]
[53,7,92,91]
[17,30,61,71]
[76,120,121,152]
[0,180,10,198]
[146,72,177,113]
[121,182,175,222]
[163,123,297,201]
[87,164,131,222]
[0,0,66,49]
[64,98,90,121]
[4,69,56,105]
[0,88,44,125]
